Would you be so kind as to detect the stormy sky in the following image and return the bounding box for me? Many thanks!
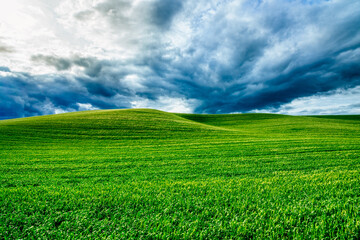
[1,0,360,119]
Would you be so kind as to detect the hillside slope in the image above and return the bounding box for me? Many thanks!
[1,109,360,239]
[0,109,224,139]
[2,108,359,139]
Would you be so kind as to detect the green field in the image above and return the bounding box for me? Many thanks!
[1,109,360,239]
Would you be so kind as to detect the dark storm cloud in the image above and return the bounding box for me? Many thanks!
[152,0,183,30]
[1,0,360,119]
[191,50,360,113]
[0,69,132,119]
[167,0,360,113]
[72,57,105,77]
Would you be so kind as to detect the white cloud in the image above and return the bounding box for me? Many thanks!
[251,86,360,115]
[131,96,200,113]
[77,103,99,111]
[0,0,162,74]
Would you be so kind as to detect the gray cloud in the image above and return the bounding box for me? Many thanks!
[94,0,134,27]
[92,0,183,30]
[31,55,107,77]
[1,0,360,119]
[31,55,72,71]
[73,10,95,21]
[0,44,14,53]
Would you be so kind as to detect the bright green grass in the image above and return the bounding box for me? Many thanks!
[1,109,359,239]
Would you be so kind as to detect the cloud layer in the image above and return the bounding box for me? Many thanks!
[1,0,360,119]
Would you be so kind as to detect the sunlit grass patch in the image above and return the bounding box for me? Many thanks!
[1,109,359,239]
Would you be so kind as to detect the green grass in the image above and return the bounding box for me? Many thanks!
[1,109,360,239]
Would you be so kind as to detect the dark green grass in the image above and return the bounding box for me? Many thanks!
[1,109,360,239]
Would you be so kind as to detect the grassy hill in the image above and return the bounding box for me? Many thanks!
[1,109,360,239]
